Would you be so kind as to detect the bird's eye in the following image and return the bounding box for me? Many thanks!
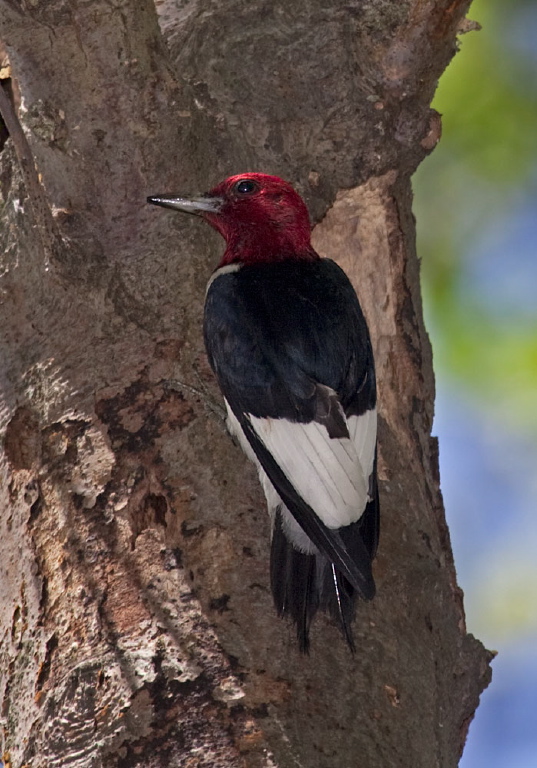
[235,179,257,195]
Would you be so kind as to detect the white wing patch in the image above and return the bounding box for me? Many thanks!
[249,415,369,529]
[225,398,377,535]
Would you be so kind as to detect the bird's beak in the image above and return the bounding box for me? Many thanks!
[147,194,222,215]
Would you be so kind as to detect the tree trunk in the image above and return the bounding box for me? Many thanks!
[0,1,492,766]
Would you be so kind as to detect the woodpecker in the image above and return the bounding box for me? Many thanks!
[148,173,379,652]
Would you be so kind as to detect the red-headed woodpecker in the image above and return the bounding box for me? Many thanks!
[148,174,379,652]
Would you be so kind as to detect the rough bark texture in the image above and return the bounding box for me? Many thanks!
[0,1,492,767]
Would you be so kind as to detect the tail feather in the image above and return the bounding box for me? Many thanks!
[270,511,318,652]
[322,563,357,653]
[270,508,372,653]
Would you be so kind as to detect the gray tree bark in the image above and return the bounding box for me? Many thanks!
[0,1,492,766]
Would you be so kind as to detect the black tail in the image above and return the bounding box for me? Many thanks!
[319,561,358,653]
[270,508,376,653]
[270,510,319,653]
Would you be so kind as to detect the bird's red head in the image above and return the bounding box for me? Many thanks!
[148,173,317,266]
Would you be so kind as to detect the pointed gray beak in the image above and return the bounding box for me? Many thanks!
[147,194,222,215]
